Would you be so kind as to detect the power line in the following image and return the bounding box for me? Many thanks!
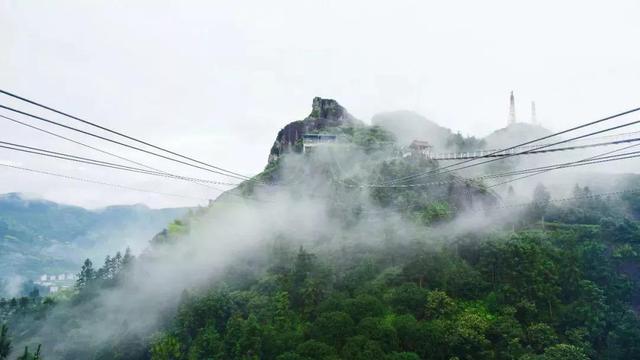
[0,89,254,181]
[359,174,640,217]
[353,147,640,215]
[0,113,231,190]
[426,135,640,160]
[393,110,640,182]
[0,163,208,201]
[423,130,640,160]
[337,138,640,189]
[0,141,161,172]
[357,144,640,189]
[487,151,640,188]
[384,117,640,185]
[493,186,640,212]
[486,142,640,189]
[0,142,239,187]
[0,104,254,182]
[404,118,640,182]
[382,106,640,185]
[0,142,272,203]
[1,113,164,173]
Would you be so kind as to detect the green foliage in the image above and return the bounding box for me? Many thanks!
[310,312,354,349]
[15,345,41,360]
[167,220,188,236]
[524,323,558,353]
[151,335,182,360]
[0,194,187,288]
[295,340,337,359]
[343,295,385,323]
[424,290,456,320]
[8,174,640,360]
[541,343,588,360]
[527,183,551,221]
[138,220,640,360]
[186,325,224,360]
[76,259,95,290]
[446,132,486,152]
[384,352,420,360]
[419,201,451,225]
[351,126,395,153]
[341,335,385,360]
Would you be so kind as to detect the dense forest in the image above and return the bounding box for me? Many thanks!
[2,103,640,360]
[4,186,640,360]
[149,181,640,360]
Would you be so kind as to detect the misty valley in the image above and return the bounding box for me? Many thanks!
[2,97,640,360]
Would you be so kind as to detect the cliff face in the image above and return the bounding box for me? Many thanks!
[268,97,362,163]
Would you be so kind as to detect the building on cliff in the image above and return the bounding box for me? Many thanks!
[302,134,338,153]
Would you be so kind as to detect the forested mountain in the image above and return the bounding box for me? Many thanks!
[2,98,640,360]
[0,193,189,295]
[372,111,486,152]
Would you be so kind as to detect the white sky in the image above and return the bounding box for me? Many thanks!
[1,0,639,208]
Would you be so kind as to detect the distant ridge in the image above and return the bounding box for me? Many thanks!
[0,193,189,294]
[371,110,455,149]
[482,122,553,149]
[372,110,552,152]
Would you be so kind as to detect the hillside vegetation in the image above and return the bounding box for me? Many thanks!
[2,98,640,360]
[0,193,188,294]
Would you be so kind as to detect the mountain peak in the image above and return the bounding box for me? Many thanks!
[268,97,361,163]
[309,97,350,121]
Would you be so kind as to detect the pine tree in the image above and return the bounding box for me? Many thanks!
[101,255,112,280]
[113,251,123,276]
[293,246,315,285]
[0,324,11,360]
[122,247,134,268]
[527,183,552,221]
[76,258,96,289]
[15,344,41,360]
[33,345,41,360]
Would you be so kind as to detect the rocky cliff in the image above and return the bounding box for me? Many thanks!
[268,97,362,163]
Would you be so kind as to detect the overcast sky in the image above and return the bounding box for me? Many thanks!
[1,0,639,208]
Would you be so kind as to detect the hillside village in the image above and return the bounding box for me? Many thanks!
[34,273,77,294]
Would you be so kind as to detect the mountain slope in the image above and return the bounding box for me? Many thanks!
[372,110,486,152]
[371,110,455,149]
[6,98,640,360]
[0,193,189,293]
[483,122,553,149]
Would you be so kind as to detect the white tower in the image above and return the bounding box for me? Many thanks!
[508,91,516,125]
[531,101,538,125]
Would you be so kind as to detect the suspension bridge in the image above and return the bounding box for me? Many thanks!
[411,131,640,160]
